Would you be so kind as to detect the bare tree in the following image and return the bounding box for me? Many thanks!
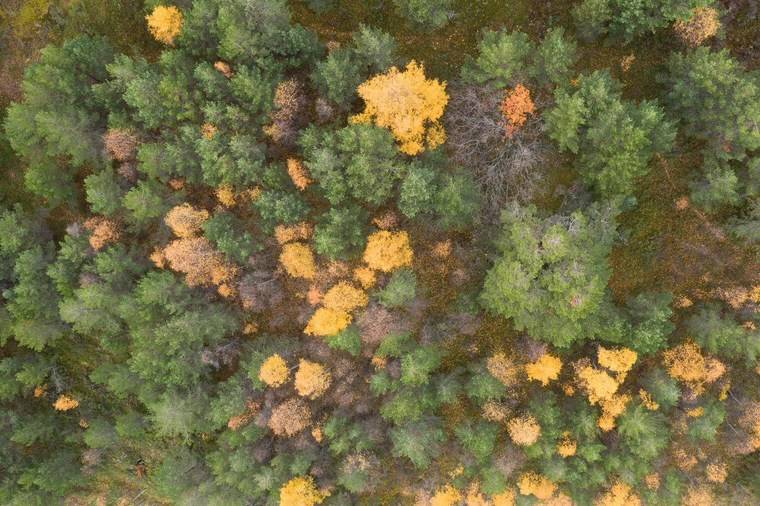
[445,84,549,218]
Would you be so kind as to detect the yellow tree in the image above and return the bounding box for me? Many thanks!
[304,307,351,337]
[279,476,327,506]
[164,203,209,238]
[363,230,413,272]
[517,472,555,501]
[322,282,368,312]
[294,359,332,399]
[352,60,448,155]
[259,354,289,387]
[487,352,519,387]
[507,414,541,446]
[146,5,183,45]
[280,242,317,280]
[525,353,562,386]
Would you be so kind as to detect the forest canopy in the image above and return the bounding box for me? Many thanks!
[1,0,760,505]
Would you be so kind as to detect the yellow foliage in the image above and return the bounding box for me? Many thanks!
[663,341,725,392]
[304,307,351,337]
[280,242,316,280]
[259,354,289,387]
[322,282,368,312]
[491,489,516,506]
[681,486,714,506]
[598,394,630,432]
[482,401,510,422]
[597,346,637,374]
[644,473,660,491]
[638,389,659,410]
[353,266,377,288]
[164,204,209,238]
[352,60,447,155]
[507,414,541,446]
[215,185,236,207]
[430,484,461,506]
[279,476,327,506]
[201,123,217,140]
[363,230,413,272]
[594,481,641,506]
[486,352,519,386]
[525,353,562,386]
[673,7,720,47]
[577,366,619,405]
[556,432,576,457]
[518,472,556,501]
[294,360,332,399]
[54,395,79,411]
[464,482,489,506]
[146,5,183,45]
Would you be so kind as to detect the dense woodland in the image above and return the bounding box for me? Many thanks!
[1,0,760,505]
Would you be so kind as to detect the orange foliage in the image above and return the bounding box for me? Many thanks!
[644,473,660,491]
[486,352,519,386]
[102,128,137,161]
[352,60,448,155]
[214,60,233,78]
[577,366,619,404]
[525,353,562,386]
[146,5,182,45]
[259,354,289,387]
[674,7,720,47]
[268,398,311,437]
[164,203,209,238]
[598,394,631,432]
[201,123,217,140]
[491,489,516,506]
[706,462,727,483]
[294,359,332,399]
[54,394,79,411]
[287,158,311,191]
[517,472,555,501]
[639,389,659,410]
[162,237,236,287]
[482,401,510,422]
[304,307,351,337]
[280,242,317,280]
[84,217,120,251]
[363,230,413,272]
[507,414,541,446]
[274,222,313,245]
[279,476,327,506]
[501,84,535,137]
[227,400,259,431]
[322,282,368,312]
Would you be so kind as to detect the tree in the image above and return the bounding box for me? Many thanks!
[268,398,312,437]
[146,5,183,45]
[685,302,760,365]
[661,48,760,160]
[363,230,414,272]
[280,242,316,280]
[480,202,620,347]
[390,418,446,469]
[507,414,541,446]
[352,60,448,155]
[259,354,289,387]
[392,0,454,31]
[462,28,577,88]
[322,282,368,312]
[294,359,332,399]
[673,7,720,47]
[313,207,367,260]
[546,70,675,197]
[377,269,417,308]
[525,353,562,386]
[280,476,327,506]
[4,36,114,205]
[304,307,351,337]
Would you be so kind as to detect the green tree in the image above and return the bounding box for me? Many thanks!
[313,207,367,260]
[480,202,621,347]
[392,0,454,31]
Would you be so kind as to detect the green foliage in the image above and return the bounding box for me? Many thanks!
[463,28,577,88]
[686,302,760,365]
[252,189,309,232]
[392,0,454,31]
[455,420,498,463]
[84,168,125,216]
[325,325,362,356]
[617,403,669,461]
[687,398,725,442]
[613,292,675,355]
[689,155,742,211]
[433,173,480,230]
[377,269,417,308]
[400,346,442,386]
[662,47,760,161]
[399,163,437,219]
[546,71,675,197]
[203,212,257,264]
[480,202,620,347]
[572,0,712,43]
[313,207,367,260]
[390,418,445,469]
